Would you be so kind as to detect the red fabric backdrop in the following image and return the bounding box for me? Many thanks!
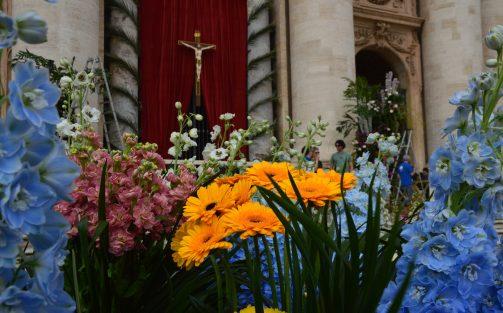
[139,0,248,157]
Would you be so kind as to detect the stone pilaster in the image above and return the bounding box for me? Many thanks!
[248,0,274,160]
[108,0,138,148]
[12,1,103,66]
[273,0,292,141]
[481,0,503,61]
[289,0,356,160]
[420,0,484,155]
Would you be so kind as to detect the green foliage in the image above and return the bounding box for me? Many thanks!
[249,173,413,313]
[64,164,244,313]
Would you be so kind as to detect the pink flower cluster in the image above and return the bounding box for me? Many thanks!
[56,133,196,256]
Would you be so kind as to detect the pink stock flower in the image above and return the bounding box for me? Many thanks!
[56,134,197,256]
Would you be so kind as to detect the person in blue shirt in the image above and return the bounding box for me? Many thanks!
[397,154,414,206]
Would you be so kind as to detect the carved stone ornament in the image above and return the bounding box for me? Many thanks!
[368,0,392,4]
[354,22,418,75]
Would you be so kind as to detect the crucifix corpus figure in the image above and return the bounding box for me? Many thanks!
[178,30,216,107]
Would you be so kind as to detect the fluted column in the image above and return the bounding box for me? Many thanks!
[421,0,484,154]
[482,0,503,60]
[12,1,103,66]
[288,0,355,160]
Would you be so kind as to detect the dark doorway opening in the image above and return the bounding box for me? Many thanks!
[356,50,395,88]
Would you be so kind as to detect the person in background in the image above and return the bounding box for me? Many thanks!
[398,154,414,206]
[330,140,352,172]
[303,146,323,171]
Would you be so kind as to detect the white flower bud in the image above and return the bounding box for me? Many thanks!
[187,119,193,127]
[486,58,498,68]
[195,114,203,121]
[177,115,183,122]
[189,128,198,139]
[175,101,182,109]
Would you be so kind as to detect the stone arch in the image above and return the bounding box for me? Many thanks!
[353,17,426,168]
[355,44,408,90]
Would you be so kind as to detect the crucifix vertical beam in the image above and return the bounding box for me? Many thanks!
[178,30,216,107]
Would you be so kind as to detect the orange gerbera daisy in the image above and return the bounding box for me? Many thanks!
[281,175,342,206]
[214,174,246,186]
[221,202,284,239]
[245,161,299,189]
[173,219,232,269]
[183,183,234,223]
[230,179,256,206]
[315,169,357,190]
[171,221,192,269]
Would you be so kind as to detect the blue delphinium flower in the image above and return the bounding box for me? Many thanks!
[1,169,56,232]
[36,142,80,200]
[15,11,48,44]
[481,185,503,219]
[454,252,495,299]
[429,147,463,196]
[0,223,22,268]
[417,235,459,273]
[0,12,17,48]
[443,210,487,251]
[456,133,494,163]
[8,61,61,129]
[0,119,24,177]
[463,157,501,188]
[444,105,471,134]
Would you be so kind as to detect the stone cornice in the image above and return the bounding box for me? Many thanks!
[354,5,424,29]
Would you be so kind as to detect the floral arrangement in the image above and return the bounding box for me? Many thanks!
[337,72,407,158]
[379,25,503,312]
[13,50,102,121]
[55,132,196,256]
[171,161,359,311]
[0,1,81,311]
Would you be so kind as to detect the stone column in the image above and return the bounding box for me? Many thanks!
[481,0,503,61]
[288,0,356,161]
[248,0,274,160]
[12,1,103,66]
[420,0,484,154]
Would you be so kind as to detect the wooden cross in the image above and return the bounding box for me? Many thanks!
[178,30,216,107]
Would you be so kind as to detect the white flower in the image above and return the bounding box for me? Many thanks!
[56,119,80,138]
[170,132,181,144]
[219,113,235,121]
[389,145,399,157]
[210,125,221,141]
[168,146,179,157]
[366,132,379,144]
[202,143,216,160]
[389,110,394,113]
[393,104,398,109]
[188,128,198,139]
[175,101,182,109]
[195,114,203,121]
[229,130,242,141]
[74,71,89,87]
[59,57,70,67]
[209,148,228,160]
[387,135,397,144]
[181,133,197,150]
[59,76,72,89]
[82,105,101,124]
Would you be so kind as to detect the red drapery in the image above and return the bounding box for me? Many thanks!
[139,0,248,157]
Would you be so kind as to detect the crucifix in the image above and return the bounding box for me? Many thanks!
[178,30,216,107]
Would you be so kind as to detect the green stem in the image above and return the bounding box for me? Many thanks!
[243,239,263,313]
[210,255,224,313]
[253,237,265,313]
[72,250,82,313]
[261,236,279,308]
